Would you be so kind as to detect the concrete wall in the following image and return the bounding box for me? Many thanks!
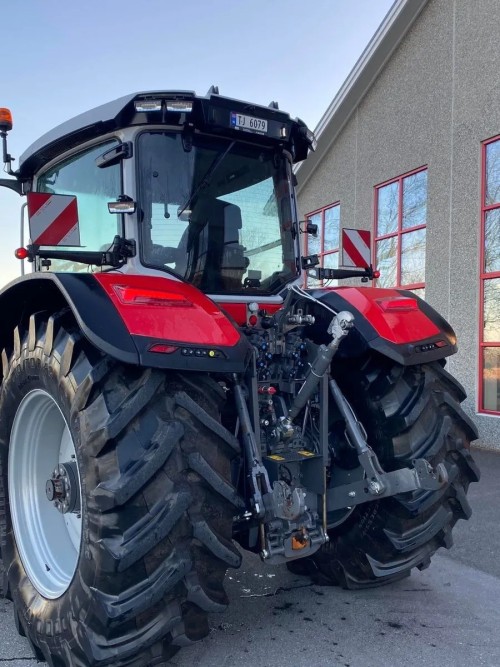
[298,0,500,445]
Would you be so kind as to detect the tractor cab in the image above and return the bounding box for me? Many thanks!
[1,88,315,296]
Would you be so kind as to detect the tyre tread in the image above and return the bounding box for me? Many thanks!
[0,309,240,666]
[306,357,479,589]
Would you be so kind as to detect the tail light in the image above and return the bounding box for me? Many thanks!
[15,247,29,260]
[376,297,418,312]
[112,285,193,308]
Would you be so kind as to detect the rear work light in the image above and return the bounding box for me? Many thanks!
[134,100,162,112]
[134,99,193,113]
[112,285,193,307]
[166,100,193,113]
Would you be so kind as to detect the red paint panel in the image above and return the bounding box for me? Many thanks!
[94,274,240,347]
[334,286,440,344]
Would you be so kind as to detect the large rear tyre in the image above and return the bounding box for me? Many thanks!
[290,357,480,589]
[0,311,242,666]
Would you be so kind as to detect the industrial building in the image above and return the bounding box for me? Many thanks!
[297,0,500,445]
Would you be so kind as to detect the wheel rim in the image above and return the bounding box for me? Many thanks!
[8,389,82,599]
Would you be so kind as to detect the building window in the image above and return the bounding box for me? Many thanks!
[480,136,500,413]
[374,167,427,298]
[305,202,340,286]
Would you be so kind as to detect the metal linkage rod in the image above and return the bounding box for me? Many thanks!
[286,311,354,423]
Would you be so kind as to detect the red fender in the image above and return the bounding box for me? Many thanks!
[94,273,241,347]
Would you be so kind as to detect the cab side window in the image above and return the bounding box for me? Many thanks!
[36,141,121,270]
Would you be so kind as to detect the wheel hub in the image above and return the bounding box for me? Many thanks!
[45,461,81,514]
[9,389,82,599]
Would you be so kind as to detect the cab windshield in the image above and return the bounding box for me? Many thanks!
[137,131,297,294]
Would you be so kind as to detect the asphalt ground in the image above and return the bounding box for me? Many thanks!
[1,447,499,667]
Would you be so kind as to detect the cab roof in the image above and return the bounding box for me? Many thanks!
[18,90,312,178]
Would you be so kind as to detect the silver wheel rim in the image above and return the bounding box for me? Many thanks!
[8,389,82,599]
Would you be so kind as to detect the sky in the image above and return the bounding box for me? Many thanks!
[0,0,394,286]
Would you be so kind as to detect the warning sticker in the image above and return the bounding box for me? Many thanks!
[27,192,80,247]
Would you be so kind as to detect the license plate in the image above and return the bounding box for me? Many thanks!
[231,112,268,134]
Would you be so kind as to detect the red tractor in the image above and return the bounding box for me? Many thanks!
[0,89,479,666]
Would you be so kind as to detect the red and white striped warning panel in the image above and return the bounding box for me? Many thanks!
[341,228,371,268]
[27,192,80,246]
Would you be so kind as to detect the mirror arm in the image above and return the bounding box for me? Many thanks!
[0,130,15,175]
[26,236,136,268]
[0,178,23,195]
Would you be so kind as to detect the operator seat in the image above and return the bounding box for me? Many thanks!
[178,198,248,291]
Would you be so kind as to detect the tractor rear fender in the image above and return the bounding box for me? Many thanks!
[308,286,457,366]
[0,272,250,378]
